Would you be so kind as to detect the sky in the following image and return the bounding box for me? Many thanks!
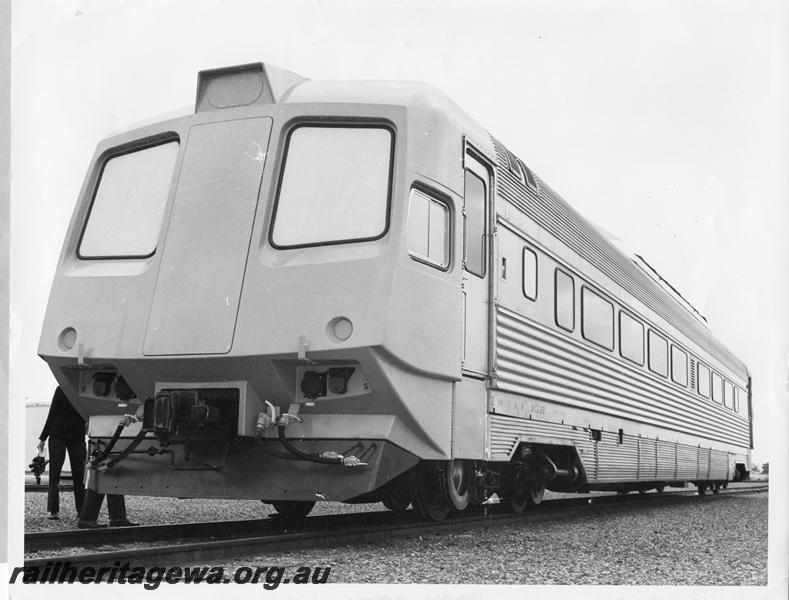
[7,0,789,594]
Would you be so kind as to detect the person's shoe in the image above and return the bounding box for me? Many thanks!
[77,520,107,529]
[109,519,139,527]
[47,513,59,520]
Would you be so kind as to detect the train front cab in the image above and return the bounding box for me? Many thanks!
[36,67,490,520]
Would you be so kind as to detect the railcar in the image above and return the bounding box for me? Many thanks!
[39,62,752,521]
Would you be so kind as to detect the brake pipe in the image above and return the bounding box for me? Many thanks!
[276,412,366,467]
[277,423,344,465]
[88,414,140,468]
[104,428,148,469]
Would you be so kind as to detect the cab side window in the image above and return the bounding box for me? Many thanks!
[406,188,450,269]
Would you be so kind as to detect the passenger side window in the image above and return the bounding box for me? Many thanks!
[712,372,723,403]
[671,346,688,386]
[736,388,746,414]
[648,331,668,377]
[522,247,537,300]
[697,363,711,398]
[582,287,613,350]
[555,270,575,332]
[723,380,734,409]
[463,170,487,277]
[406,188,450,269]
[619,312,644,365]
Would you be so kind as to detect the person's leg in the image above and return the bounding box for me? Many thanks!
[66,438,87,513]
[77,488,106,528]
[46,436,66,517]
[107,495,138,527]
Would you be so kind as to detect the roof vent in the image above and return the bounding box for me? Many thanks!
[195,62,308,113]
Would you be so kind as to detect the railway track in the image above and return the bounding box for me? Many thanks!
[23,482,767,569]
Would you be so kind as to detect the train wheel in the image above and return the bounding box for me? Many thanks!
[271,500,315,519]
[696,482,706,496]
[712,482,721,495]
[529,481,546,505]
[500,467,527,514]
[381,489,411,512]
[505,491,530,514]
[443,460,471,513]
[409,464,450,522]
[655,485,665,495]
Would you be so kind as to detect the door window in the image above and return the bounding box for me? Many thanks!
[463,170,487,277]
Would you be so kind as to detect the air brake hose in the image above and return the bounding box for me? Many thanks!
[88,423,125,468]
[104,428,148,469]
[277,424,343,465]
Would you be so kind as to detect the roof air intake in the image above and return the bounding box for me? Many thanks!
[195,62,308,113]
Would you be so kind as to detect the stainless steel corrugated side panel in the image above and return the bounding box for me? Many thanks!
[490,138,747,379]
[494,306,750,448]
[677,445,699,479]
[698,447,712,479]
[486,415,594,458]
[656,440,677,480]
[598,431,638,481]
[489,414,733,483]
[637,437,657,481]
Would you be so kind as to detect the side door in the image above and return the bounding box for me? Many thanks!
[461,148,493,378]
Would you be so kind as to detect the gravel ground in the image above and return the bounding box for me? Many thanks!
[24,486,601,531]
[25,487,767,585]
[226,492,768,586]
[24,491,383,532]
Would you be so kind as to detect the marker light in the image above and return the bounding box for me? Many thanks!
[58,327,77,351]
[327,317,353,342]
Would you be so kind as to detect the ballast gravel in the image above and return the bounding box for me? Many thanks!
[24,492,380,532]
[25,488,767,585]
[231,492,768,586]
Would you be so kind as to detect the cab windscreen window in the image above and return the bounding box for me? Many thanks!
[407,188,449,268]
[648,330,668,377]
[619,312,644,365]
[555,269,574,332]
[581,287,613,350]
[79,141,179,258]
[271,126,393,248]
